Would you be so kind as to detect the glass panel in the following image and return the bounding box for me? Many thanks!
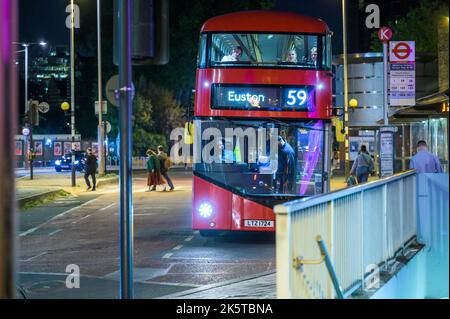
[429,118,448,172]
[194,119,325,197]
[197,33,207,68]
[209,33,320,69]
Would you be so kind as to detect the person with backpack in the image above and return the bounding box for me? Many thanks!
[157,145,174,191]
[350,145,375,184]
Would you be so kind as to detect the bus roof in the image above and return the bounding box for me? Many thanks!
[201,10,329,34]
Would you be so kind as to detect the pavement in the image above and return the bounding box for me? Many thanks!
[16,169,119,207]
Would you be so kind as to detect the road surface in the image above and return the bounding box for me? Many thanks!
[17,169,275,299]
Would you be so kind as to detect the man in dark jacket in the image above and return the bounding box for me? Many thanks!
[276,136,296,193]
[158,145,174,191]
[84,147,98,191]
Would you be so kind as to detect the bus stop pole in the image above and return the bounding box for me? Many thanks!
[118,0,134,299]
[0,0,18,299]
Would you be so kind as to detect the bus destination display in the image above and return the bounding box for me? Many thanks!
[212,84,315,111]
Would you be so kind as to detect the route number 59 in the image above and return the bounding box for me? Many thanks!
[286,89,308,106]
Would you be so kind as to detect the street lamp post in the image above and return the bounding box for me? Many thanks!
[342,0,350,178]
[97,0,105,176]
[70,0,76,187]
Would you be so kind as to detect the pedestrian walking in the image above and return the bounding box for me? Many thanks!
[84,147,98,191]
[410,140,443,173]
[146,149,164,192]
[350,145,374,184]
[158,145,174,191]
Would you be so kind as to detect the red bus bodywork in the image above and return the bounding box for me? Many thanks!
[193,11,332,233]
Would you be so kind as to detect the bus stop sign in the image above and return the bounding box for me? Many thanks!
[378,26,392,43]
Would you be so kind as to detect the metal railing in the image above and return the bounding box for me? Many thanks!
[275,170,417,299]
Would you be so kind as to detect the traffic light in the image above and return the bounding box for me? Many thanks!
[114,0,170,66]
[27,100,39,126]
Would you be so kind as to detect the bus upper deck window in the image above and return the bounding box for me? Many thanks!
[198,34,207,68]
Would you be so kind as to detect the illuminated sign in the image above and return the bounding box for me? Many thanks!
[212,85,315,111]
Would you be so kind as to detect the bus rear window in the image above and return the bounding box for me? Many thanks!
[209,33,322,69]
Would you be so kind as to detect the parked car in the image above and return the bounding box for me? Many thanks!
[55,151,86,172]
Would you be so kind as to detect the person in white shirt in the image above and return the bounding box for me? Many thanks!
[221,46,243,62]
[410,140,443,173]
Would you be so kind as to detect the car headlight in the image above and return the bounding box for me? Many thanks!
[198,203,213,218]
[55,160,61,166]
[74,160,79,165]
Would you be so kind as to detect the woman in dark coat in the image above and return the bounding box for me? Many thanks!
[146,149,164,192]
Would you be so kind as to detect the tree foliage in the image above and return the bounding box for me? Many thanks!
[132,77,184,155]
[370,0,449,53]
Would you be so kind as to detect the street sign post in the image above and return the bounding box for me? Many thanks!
[378,26,393,126]
[118,0,134,299]
[389,41,415,106]
[378,26,393,42]
[106,75,135,107]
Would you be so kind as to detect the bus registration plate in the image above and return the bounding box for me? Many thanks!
[244,220,274,228]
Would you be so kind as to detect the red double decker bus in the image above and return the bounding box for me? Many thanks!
[192,11,333,236]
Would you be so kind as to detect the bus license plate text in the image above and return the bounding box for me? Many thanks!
[244,220,274,228]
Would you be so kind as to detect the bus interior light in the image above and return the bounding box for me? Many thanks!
[199,203,213,218]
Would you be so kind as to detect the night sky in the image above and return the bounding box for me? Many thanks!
[19,0,344,53]
[19,0,69,45]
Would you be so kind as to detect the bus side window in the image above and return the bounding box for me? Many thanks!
[198,33,207,68]
[323,33,332,70]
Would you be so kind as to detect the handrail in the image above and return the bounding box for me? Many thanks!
[275,170,418,298]
[293,236,345,299]
[317,236,345,299]
[275,170,416,214]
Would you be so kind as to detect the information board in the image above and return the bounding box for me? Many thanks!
[379,127,395,177]
[389,41,415,106]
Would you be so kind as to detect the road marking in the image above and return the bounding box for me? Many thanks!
[134,207,168,210]
[19,227,38,237]
[133,213,160,216]
[20,252,47,262]
[99,203,116,211]
[184,236,194,242]
[54,201,80,205]
[48,229,62,236]
[72,214,91,224]
[19,198,99,237]
[115,212,165,216]
[162,253,173,259]
[145,281,201,288]
[173,245,183,250]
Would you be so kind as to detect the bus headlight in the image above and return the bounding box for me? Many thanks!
[198,203,213,218]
